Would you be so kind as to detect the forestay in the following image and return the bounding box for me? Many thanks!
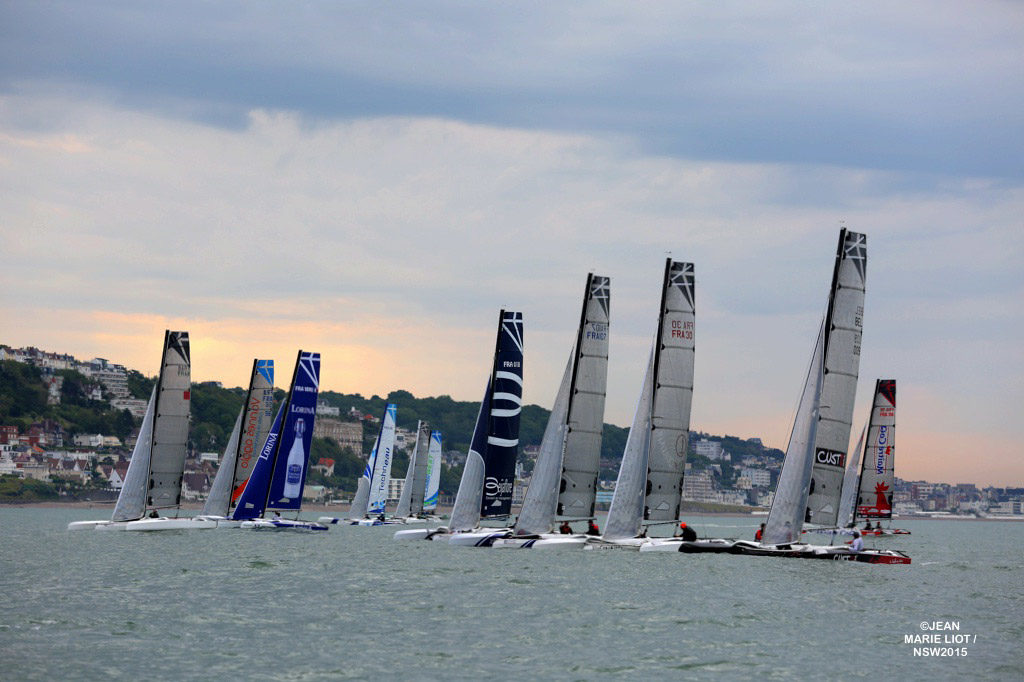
[856,379,896,520]
[763,321,825,545]
[838,423,866,528]
[805,229,866,526]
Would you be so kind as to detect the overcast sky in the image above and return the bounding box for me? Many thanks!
[1,2,1021,485]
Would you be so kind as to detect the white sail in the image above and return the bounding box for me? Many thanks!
[367,404,397,515]
[350,477,370,519]
[449,450,485,532]
[558,273,610,520]
[202,409,243,517]
[856,379,896,520]
[423,431,442,511]
[644,261,695,522]
[147,331,192,510]
[602,348,655,541]
[395,421,429,518]
[110,385,157,522]
[805,230,866,526]
[838,422,866,528]
[514,355,573,535]
[763,321,825,545]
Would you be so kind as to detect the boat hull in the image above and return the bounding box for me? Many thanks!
[492,534,589,549]
[679,539,911,564]
[637,538,686,552]
[393,527,451,541]
[240,519,328,532]
[124,517,218,531]
[67,520,127,531]
[583,537,646,550]
[448,529,512,547]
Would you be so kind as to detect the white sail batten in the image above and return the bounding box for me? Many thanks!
[514,356,573,535]
[856,380,896,520]
[603,348,655,541]
[644,261,695,523]
[147,331,192,510]
[558,273,611,519]
[202,409,243,517]
[111,385,157,522]
[764,321,825,545]
[805,230,866,526]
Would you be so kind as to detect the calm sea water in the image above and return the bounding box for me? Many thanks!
[2,508,1021,680]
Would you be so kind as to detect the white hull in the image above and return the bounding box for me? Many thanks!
[393,527,451,541]
[123,517,218,531]
[448,529,512,547]
[192,515,243,528]
[583,537,646,550]
[239,519,328,532]
[492,534,588,549]
[637,538,686,552]
[67,520,127,531]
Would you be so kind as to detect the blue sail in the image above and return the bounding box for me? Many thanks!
[266,351,321,511]
[231,399,285,520]
[481,310,524,518]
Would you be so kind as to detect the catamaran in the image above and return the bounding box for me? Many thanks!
[193,359,275,528]
[679,229,909,564]
[394,309,524,544]
[232,351,327,532]
[323,403,398,525]
[68,331,194,531]
[851,380,909,535]
[584,261,695,551]
[493,273,610,549]
[391,421,442,524]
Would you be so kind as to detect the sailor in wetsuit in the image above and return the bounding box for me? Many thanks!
[676,522,697,542]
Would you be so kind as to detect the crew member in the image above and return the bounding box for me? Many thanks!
[586,520,600,536]
[863,520,873,532]
[875,521,883,531]
[559,521,573,534]
[755,523,765,542]
[677,522,697,542]
[848,530,864,553]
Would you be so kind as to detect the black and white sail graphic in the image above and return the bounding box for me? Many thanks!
[481,310,524,518]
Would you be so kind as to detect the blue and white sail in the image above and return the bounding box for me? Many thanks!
[266,352,320,511]
[449,309,524,531]
[423,430,442,512]
[367,404,397,515]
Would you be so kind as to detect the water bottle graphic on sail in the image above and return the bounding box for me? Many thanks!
[282,418,306,499]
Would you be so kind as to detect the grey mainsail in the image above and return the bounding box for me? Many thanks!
[558,273,611,520]
[805,229,866,526]
[644,261,695,523]
[350,477,370,519]
[855,379,896,520]
[202,410,243,516]
[449,450,485,532]
[147,331,192,510]
[763,321,825,545]
[111,385,156,522]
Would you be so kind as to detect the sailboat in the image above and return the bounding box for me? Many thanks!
[232,351,327,532]
[851,379,909,535]
[492,273,610,549]
[194,359,276,528]
[394,309,524,544]
[391,421,441,524]
[680,229,909,564]
[68,331,193,531]
[586,260,695,551]
[328,403,398,525]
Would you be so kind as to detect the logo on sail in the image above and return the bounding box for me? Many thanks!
[814,448,846,468]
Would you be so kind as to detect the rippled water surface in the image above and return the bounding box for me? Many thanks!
[2,508,1021,680]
